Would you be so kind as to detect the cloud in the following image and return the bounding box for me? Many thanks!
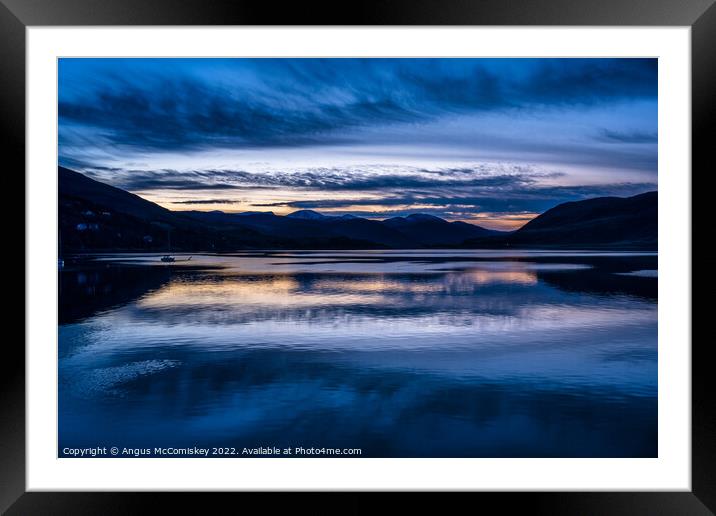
[85,164,565,194]
[59,58,658,152]
[171,199,243,205]
[598,129,658,144]
[84,169,248,191]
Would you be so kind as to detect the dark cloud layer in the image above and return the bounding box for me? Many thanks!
[171,199,242,205]
[59,58,657,152]
[598,129,658,144]
[86,165,560,193]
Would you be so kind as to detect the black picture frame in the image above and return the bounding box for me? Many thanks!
[5,0,713,513]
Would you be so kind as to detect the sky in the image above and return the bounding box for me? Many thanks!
[58,58,657,230]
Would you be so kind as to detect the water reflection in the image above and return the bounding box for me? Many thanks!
[59,251,657,457]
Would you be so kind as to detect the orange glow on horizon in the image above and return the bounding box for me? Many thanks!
[141,189,539,232]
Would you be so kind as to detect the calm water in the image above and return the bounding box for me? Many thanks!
[58,250,657,457]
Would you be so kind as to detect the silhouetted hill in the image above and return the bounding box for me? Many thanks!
[60,166,175,222]
[286,209,329,220]
[59,167,274,252]
[184,209,416,248]
[385,213,496,246]
[326,217,417,248]
[464,192,657,249]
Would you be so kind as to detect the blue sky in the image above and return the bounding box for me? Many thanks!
[58,58,657,229]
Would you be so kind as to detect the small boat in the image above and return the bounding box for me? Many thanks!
[160,227,175,262]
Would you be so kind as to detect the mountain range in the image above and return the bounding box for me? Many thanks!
[59,166,657,252]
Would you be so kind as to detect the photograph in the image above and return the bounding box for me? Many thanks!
[57,57,658,459]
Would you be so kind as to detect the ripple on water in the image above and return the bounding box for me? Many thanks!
[64,359,180,398]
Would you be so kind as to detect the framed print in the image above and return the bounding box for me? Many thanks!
[6,0,714,513]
